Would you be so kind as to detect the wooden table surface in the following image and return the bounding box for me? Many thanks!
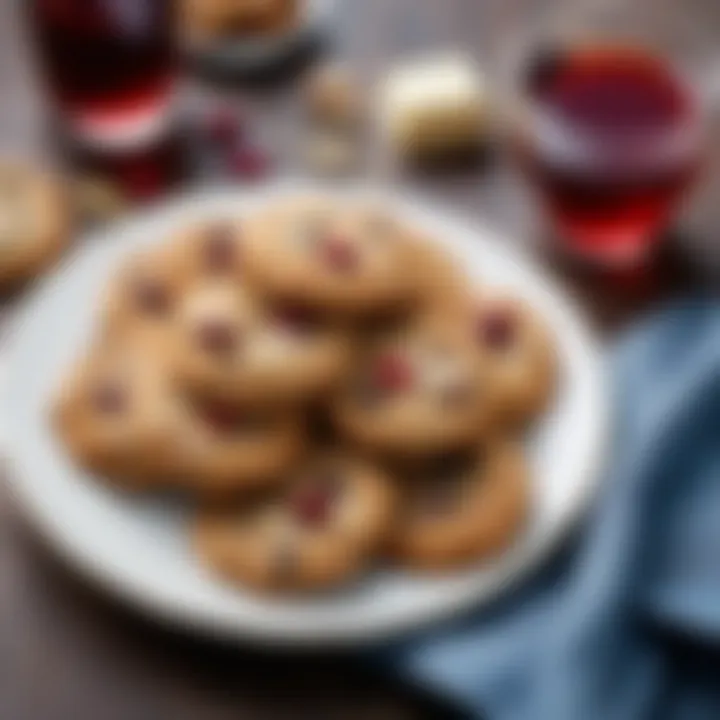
[0,1,718,719]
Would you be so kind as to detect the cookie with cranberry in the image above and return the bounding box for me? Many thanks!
[351,235,473,341]
[101,244,185,343]
[52,344,186,489]
[0,161,70,289]
[452,292,558,427]
[53,340,304,494]
[388,441,529,569]
[178,394,306,496]
[101,219,244,342]
[171,278,352,406]
[194,452,395,592]
[243,196,423,316]
[334,322,500,456]
[167,218,245,282]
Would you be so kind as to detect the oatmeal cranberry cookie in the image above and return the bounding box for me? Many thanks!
[444,291,558,426]
[242,195,425,316]
[101,219,244,341]
[0,161,70,289]
[177,394,306,496]
[52,344,186,488]
[388,441,530,569]
[54,339,305,495]
[194,451,395,592]
[171,278,353,406]
[334,321,501,456]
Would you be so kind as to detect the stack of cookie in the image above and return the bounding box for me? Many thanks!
[53,195,557,594]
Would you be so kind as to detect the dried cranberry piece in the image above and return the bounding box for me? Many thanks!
[322,235,359,273]
[203,107,242,146]
[196,319,238,356]
[228,146,271,181]
[92,382,127,415]
[198,401,251,435]
[478,307,516,350]
[273,304,321,335]
[372,353,414,393]
[133,278,170,316]
[203,223,238,272]
[290,471,343,528]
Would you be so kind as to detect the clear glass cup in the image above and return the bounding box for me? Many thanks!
[493,0,711,268]
[27,0,178,152]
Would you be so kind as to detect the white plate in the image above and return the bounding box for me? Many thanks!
[3,182,608,646]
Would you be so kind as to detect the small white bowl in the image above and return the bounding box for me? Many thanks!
[186,0,336,73]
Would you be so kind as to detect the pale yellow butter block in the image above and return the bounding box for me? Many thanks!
[379,55,488,158]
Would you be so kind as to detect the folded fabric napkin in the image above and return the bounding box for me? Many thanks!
[372,300,720,720]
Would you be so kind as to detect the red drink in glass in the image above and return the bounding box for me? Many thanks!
[28,0,176,151]
[521,45,702,267]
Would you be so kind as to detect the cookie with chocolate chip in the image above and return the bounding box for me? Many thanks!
[243,196,423,317]
[334,321,501,456]
[388,441,529,569]
[194,452,395,592]
[0,162,70,289]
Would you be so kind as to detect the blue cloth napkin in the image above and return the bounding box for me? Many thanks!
[373,300,720,720]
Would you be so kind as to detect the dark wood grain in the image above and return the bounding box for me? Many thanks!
[1,0,718,719]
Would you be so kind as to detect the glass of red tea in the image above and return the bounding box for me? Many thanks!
[27,0,177,152]
[518,43,703,267]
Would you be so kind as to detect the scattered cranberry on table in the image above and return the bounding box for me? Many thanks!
[203,106,244,147]
[198,104,272,182]
[227,146,271,181]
